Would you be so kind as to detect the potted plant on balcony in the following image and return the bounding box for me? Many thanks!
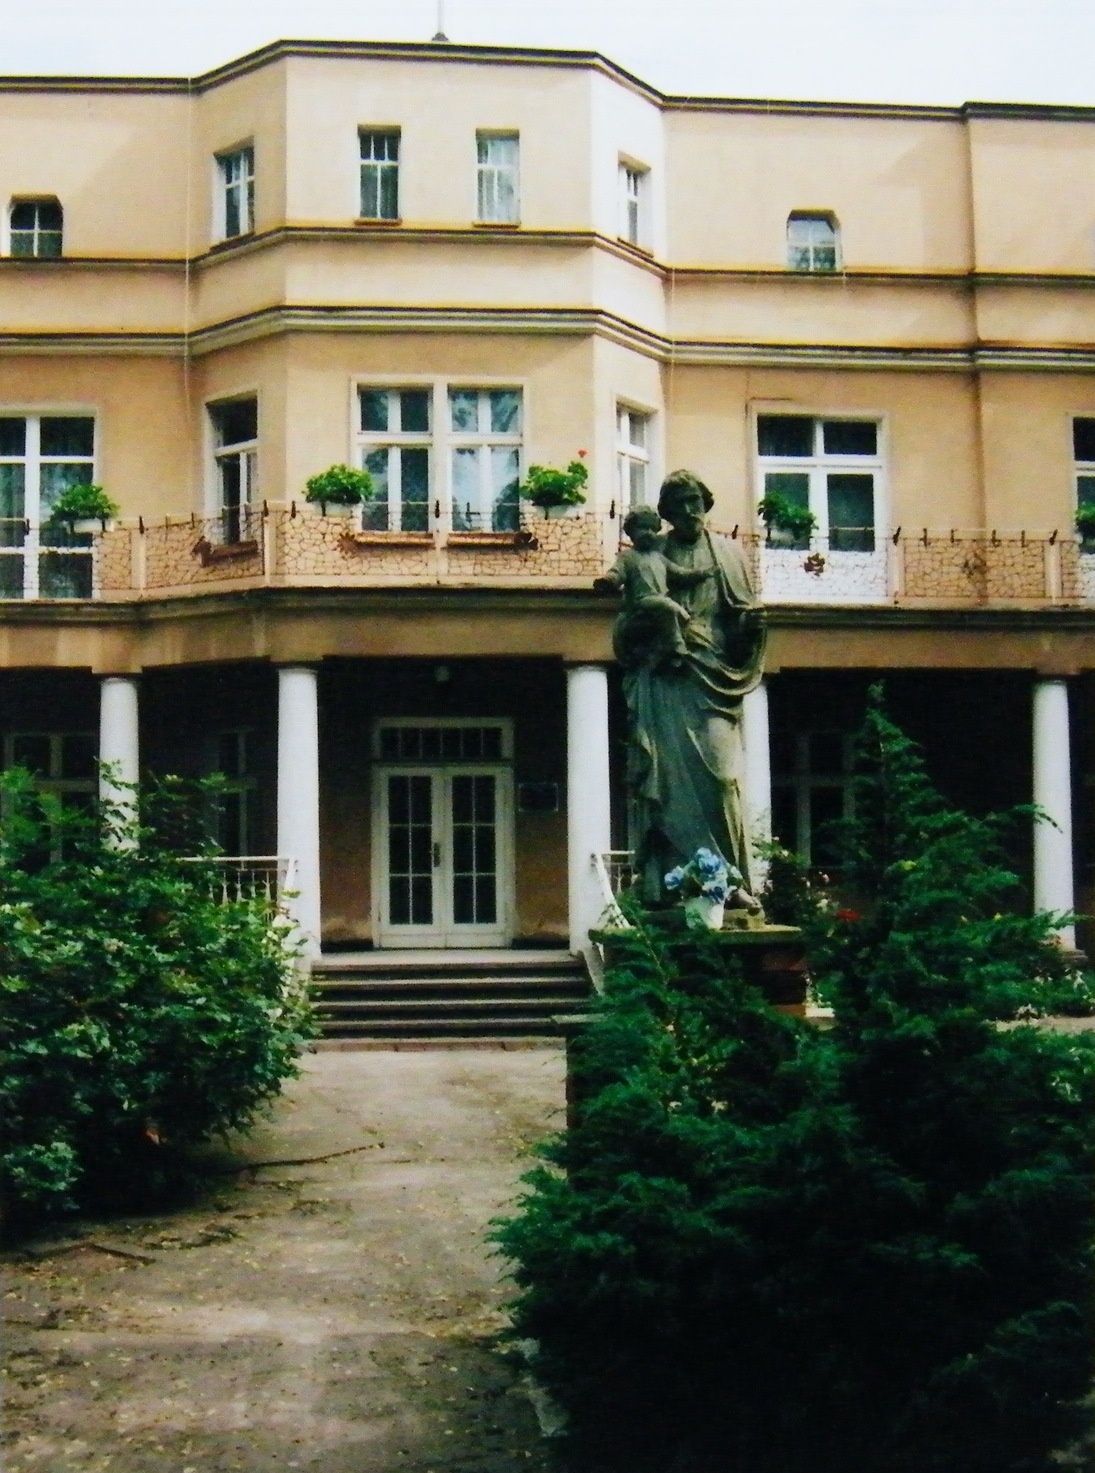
[758,489,817,545]
[303,464,373,518]
[1076,501,1095,550]
[50,483,119,534]
[519,453,589,519]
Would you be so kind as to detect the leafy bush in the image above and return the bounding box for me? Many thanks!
[758,489,817,540]
[303,463,374,506]
[519,456,589,509]
[494,698,1095,1473]
[0,771,314,1222]
[1075,501,1095,542]
[49,483,119,522]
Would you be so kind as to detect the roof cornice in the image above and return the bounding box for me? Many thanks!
[2,38,1095,122]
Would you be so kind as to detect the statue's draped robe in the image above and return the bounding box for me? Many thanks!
[621,530,766,896]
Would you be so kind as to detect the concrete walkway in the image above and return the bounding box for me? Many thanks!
[2,1047,567,1473]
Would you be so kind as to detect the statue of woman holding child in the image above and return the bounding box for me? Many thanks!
[596,470,767,903]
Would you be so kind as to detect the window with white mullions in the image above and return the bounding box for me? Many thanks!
[449,389,522,531]
[1073,418,1095,547]
[0,416,95,600]
[619,163,647,247]
[617,406,651,508]
[771,729,854,866]
[757,415,880,551]
[209,399,258,544]
[787,213,840,272]
[217,146,254,240]
[359,388,432,533]
[9,198,63,258]
[476,133,519,223]
[360,131,400,220]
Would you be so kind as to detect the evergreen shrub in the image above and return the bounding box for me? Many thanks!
[493,696,1095,1473]
[0,771,314,1222]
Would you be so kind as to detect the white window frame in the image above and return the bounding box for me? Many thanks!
[476,133,520,224]
[357,387,433,533]
[353,379,524,535]
[0,411,97,600]
[755,413,884,551]
[448,387,523,531]
[1073,416,1095,538]
[616,404,653,509]
[787,213,840,272]
[207,397,258,543]
[7,197,63,258]
[618,160,648,248]
[372,717,515,762]
[359,129,400,221]
[215,144,255,242]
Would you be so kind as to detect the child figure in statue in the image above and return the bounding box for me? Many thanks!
[597,506,710,667]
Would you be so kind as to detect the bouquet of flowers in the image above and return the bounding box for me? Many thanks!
[665,847,742,904]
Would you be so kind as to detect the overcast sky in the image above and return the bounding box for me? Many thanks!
[4,0,1094,107]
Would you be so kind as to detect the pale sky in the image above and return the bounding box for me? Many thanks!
[3,0,1094,108]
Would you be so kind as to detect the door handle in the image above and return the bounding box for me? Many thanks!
[432,841,441,867]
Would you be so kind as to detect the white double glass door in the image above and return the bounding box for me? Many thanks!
[373,765,513,947]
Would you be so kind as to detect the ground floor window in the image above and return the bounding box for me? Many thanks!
[757,414,881,552]
[209,728,258,854]
[771,728,854,866]
[0,415,96,599]
[617,406,651,509]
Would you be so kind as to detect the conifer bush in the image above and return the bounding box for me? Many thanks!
[493,696,1095,1473]
[0,771,314,1222]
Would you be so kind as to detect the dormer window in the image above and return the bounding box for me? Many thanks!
[787,213,839,272]
[9,198,63,258]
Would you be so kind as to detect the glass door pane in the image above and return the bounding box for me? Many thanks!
[387,774,434,926]
[450,774,497,925]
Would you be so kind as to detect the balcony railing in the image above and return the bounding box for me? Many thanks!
[1,508,1094,607]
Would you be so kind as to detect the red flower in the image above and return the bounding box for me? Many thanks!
[577,449,587,457]
[836,909,861,922]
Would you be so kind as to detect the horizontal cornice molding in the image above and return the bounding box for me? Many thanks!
[3,40,1095,123]
[4,306,1095,372]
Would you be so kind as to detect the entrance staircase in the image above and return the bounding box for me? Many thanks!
[309,948,594,1040]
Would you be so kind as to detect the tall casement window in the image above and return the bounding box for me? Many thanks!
[3,732,97,856]
[217,146,254,240]
[619,162,648,247]
[210,729,258,854]
[9,198,63,257]
[0,415,95,599]
[757,415,880,551]
[617,406,652,507]
[771,729,854,865]
[449,388,522,530]
[208,398,258,544]
[787,212,839,272]
[1073,418,1095,528]
[476,133,519,223]
[360,130,400,220]
[359,388,431,533]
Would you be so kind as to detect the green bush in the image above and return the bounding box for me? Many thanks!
[493,699,1095,1473]
[303,463,373,506]
[49,483,119,523]
[519,457,589,509]
[0,771,315,1222]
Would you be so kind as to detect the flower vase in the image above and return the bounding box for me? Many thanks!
[683,895,725,931]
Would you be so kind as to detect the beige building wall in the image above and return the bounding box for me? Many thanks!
[969,118,1095,274]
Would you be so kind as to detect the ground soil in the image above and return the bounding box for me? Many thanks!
[2,1045,568,1473]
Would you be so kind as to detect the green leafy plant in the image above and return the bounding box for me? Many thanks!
[49,483,119,523]
[0,769,315,1225]
[493,696,1095,1473]
[758,489,817,540]
[303,463,373,507]
[518,455,589,509]
[1075,501,1095,541]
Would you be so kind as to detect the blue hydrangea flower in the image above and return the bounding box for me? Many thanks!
[693,848,724,878]
[701,881,730,903]
[664,866,685,890]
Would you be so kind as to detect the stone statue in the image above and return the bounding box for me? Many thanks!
[597,471,767,904]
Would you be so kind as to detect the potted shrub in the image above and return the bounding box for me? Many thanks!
[50,483,119,534]
[303,463,373,517]
[1076,501,1095,548]
[758,489,817,546]
[519,454,589,519]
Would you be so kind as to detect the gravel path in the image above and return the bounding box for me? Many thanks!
[2,1046,567,1473]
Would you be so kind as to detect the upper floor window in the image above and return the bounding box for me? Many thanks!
[1073,418,1095,517]
[360,130,400,221]
[359,388,431,533]
[757,415,879,551]
[477,134,519,224]
[0,415,95,599]
[450,388,522,530]
[208,398,257,543]
[617,406,651,508]
[787,213,839,272]
[10,198,62,258]
[619,162,648,247]
[217,146,254,240]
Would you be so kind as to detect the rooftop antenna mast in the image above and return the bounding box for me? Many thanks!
[432,0,449,41]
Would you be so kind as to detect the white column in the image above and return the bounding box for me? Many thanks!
[566,663,613,954]
[1033,678,1076,949]
[277,665,322,958]
[99,675,140,843]
[742,680,772,888]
